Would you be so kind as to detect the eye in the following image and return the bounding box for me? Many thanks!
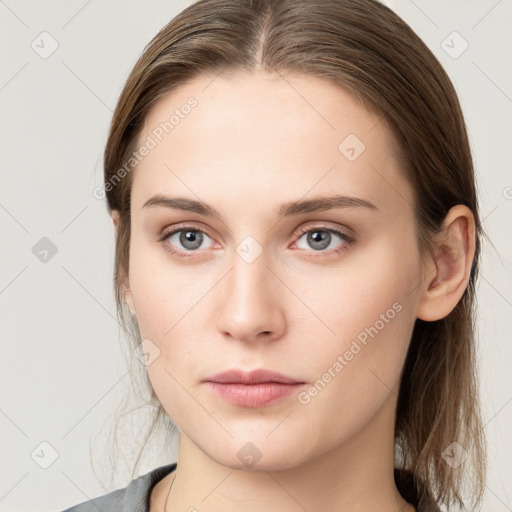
[293,226,354,255]
[159,226,215,258]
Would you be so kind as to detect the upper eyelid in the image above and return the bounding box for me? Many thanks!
[161,222,215,240]
[160,222,352,246]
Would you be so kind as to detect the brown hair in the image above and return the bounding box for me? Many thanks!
[101,0,487,509]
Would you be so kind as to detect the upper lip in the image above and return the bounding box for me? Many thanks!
[204,368,304,385]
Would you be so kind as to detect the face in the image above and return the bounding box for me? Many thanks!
[123,71,425,470]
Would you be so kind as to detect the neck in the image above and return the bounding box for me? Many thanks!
[161,392,412,512]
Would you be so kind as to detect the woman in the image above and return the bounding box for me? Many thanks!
[62,0,487,510]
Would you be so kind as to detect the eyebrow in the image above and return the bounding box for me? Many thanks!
[142,194,379,220]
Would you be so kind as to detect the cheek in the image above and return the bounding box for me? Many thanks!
[127,238,204,337]
[291,296,416,445]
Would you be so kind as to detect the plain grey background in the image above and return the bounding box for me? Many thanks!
[1,1,511,511]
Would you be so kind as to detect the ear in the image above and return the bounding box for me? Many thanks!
[416,205,476,322]
[111,210,136,317]
[111,209,121,238]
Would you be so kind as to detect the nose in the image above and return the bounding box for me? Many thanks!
[215,247,287,343]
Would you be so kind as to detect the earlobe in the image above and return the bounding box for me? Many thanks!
[111,209,120,236]
[124,280,137,317]
[416,205,476,322]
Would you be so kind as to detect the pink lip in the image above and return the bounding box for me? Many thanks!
[203,368,305,408]
[204,368,303,385]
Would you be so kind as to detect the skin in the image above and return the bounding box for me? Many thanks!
[111,71,475,512]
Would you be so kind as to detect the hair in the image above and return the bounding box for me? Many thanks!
[100,0,487,510]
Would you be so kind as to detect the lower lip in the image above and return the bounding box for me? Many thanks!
[206,382,304,407]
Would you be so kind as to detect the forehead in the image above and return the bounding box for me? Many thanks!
[131,71,413,219]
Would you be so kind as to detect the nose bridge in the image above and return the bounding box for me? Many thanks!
[230,245,270,300]
[216,238,285,341]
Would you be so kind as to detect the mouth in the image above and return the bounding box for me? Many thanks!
[203,368,306,408]
[204,368,304,385]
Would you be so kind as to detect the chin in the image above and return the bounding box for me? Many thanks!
[199,434,312,472]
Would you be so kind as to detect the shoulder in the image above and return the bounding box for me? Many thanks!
[58,462,177,512]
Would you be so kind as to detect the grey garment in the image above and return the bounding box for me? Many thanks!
[59,462,442,512]
[59,463,177,512]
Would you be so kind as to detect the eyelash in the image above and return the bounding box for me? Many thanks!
[158,224,355,260]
